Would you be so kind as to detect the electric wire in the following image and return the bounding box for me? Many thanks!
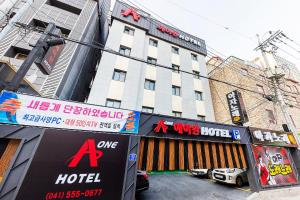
[14,22,270,99]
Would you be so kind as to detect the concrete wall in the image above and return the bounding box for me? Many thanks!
[88,19,215,121]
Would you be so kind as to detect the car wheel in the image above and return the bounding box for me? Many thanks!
[207,169,212,179]
[236,176,243,187]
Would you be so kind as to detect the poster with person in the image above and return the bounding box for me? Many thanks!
[252,145,298,187]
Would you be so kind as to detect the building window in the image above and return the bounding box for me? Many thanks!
[144,79,155,91]
[195,91,203,101]
[266,109,276,124]
[197,115,205,121]
[112,69,126,82]
[191,53,198,61]
[142,106,154,113]
[172,64,180,73]
[171,46,179,54]
[172,111,182,117]
[123,26,135,36]
[149,38,158,47]
[256,84,265,94]
[193,70,200,79]
[147,57,157,65]
[241,68,248,76]
[106,99,121,108]
[172,85,181,96]
[119,45,131,56]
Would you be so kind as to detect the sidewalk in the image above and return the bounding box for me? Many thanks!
[247,186,300,200]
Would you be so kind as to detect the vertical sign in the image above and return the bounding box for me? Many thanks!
[226,90,249,125]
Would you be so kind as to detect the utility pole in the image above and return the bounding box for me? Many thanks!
[3,22,64,92]
[255,32,300,148]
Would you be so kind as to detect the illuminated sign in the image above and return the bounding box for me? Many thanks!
[250,128,297,148]
[153,120,240,140]
[15,130,130,200]
[226,90,248,125]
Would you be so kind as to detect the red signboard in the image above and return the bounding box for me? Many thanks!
[121,8,140,21]
[252,145,298,187]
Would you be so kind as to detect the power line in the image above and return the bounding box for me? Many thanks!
[163,0,256,43]
[123,0,227,59]
[14,22,269,99]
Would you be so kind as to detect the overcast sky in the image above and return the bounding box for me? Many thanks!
[114,0,300,67]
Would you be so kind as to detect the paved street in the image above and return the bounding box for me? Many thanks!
[136,173,252,200]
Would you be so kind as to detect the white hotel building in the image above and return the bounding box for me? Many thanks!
[88,1,215,121]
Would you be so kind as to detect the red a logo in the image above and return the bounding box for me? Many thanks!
[68,139,103,168]
[121,8,141,21]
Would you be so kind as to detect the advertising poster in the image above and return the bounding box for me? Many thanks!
[15,130,130,200]
[0,91,140,134]
[252,145,298,187]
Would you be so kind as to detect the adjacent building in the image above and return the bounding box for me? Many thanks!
[88,1,215,121]
[208,56,300,133]
[0,0,110,101]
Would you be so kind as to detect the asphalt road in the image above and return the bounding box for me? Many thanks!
[136,173,252,200]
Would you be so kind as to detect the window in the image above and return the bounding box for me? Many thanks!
[172,64,180,73]
[123,26,134,36]
[259,75,265,81]
[292,96,299,105]
[171,46,179,54]
[106,99,121,108]
[290,115,296,127]
[195,91,203,101]
[191,53,198,61]
[149,38,158,47]
[142,106,154,113]
[256,84,265,94]
[266,109,276,124]
[147,57,157,65]
[294,86,299,94]
[241,68,248,76]
[193,70,200,79]
[144,79,155,91]
[197,115,205,121]
[172,111,182,117]
[112,69,126,82]
[15,53,28,60]
[172,85,181,96]
[119,45,131,56]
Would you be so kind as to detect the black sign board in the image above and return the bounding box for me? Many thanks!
[15,129,130,200]
[39,44,64,75]
[226,90,249,125]
[137,114,250,144]
[249,127,298,148]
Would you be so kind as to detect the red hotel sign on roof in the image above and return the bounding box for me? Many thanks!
[121,8,141,21]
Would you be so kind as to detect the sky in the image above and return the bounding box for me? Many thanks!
[112,0,300,67]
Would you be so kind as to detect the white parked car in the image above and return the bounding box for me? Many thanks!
[212,168,248,187]
[190,168,213,179]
